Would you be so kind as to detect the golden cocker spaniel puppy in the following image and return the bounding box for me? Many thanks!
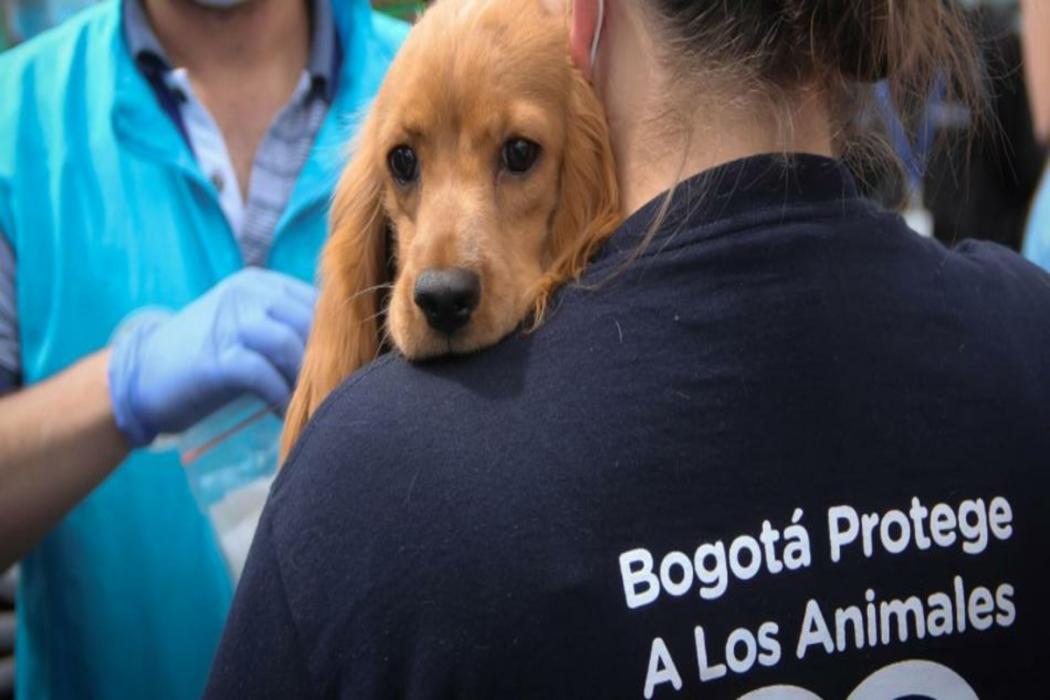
[281,0,622,459]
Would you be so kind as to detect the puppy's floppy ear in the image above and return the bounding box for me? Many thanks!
[280,132,389,463]
[532,65,622,322]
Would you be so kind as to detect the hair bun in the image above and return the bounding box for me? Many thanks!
[811,0,891,82]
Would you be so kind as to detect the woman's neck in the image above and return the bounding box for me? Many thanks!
[596,5,835,217]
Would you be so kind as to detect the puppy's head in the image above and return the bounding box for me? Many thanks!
[379,0,620,356]
[281,0,620,459]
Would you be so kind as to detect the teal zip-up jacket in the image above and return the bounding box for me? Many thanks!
[0,2,406,697]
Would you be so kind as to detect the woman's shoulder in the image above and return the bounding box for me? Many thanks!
[942,236,1050,320]
[270,337,535,504]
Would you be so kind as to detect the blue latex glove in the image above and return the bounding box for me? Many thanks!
[108,268,317,447]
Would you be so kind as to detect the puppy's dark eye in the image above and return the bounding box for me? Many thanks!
[501,138,541,175]
[388,145,419,185]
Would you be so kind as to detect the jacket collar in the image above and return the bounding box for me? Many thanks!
[112,0,393,230]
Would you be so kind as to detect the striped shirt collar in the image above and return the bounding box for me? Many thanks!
[122,0,339,103]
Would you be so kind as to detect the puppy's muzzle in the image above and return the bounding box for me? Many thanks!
[414,268,481,335]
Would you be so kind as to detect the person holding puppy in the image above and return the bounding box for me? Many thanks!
[0,0,405,697]
[210,0,1050,697]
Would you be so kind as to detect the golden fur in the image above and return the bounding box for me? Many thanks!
[280,0,622,459]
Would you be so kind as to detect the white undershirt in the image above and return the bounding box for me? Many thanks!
[162,68,313,237]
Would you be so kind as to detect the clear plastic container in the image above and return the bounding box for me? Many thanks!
[177,397,281,583]
[111,309,281,583]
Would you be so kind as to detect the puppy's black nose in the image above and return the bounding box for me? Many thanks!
[414,268,481,335]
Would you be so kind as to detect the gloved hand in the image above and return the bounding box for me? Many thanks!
[108,268,318,447]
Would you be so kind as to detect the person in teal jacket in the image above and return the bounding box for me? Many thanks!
[0,0,406,697]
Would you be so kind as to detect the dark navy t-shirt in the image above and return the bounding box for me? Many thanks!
[206,155,1050,699]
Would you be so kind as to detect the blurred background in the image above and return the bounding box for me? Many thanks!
[0,0,1046,698]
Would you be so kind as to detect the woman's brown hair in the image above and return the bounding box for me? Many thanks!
[644,0,982,188]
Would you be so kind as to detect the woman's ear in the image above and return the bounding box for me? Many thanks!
[280,134,389,463]
[569,0,602,78]
[531,65,622,323]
